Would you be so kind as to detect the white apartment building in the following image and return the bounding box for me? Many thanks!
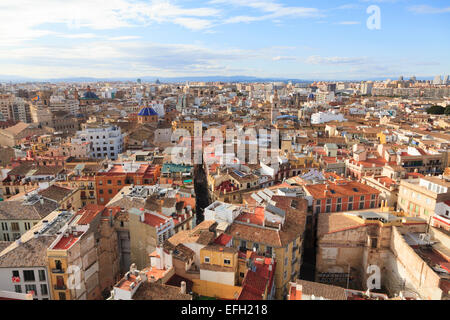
[49,95,80,115]
[0,210,74,300]
[0,94,30,123]
[72,125,123,160]
[311,111,346,125]
[315,91,335,103]
[204,201,243,224]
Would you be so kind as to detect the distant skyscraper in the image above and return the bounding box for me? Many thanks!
[398,76,404,81]
[444,75,449,85]
[361,82,373,95]
[410,76,416,82]
[433,75,442,85]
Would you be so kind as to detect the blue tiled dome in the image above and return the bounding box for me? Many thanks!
[83,91,99,99]
[138,107,158,116]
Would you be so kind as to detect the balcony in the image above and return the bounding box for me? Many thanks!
[54,285,67,290]
[51,268,64,274]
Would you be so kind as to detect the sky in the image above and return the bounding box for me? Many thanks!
[0,0,449,80]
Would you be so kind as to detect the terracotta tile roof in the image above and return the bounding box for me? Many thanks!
[304,181,380,199]
[38,185,73,203]
[167,220,217,247]
[228,197,307,247]
[317,212,366,237]
[0,235,57,268]
[0,241,11,254]
[132,282,192,300]
[293,280,347,300]
[76,204,105,225]
[0,199,58,220]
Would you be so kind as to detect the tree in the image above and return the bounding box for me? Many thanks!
[426,105,445,115]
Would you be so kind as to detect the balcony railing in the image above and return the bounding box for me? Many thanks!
[54,285,67,290]
[51,269,64,274]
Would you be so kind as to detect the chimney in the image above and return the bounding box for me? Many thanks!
[180,281,186,294]
[40,198,44,205]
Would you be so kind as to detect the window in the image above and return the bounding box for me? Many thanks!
[224,259,231,265]
[14,285,22,293]
[40,284,48,296]
[336,204,342,212]
[316,200,321,206]
[371,194,376,200]
[99,189,104,194]
[240,272,245,278]
[107,180,112,185]
[253,243,259,251]
[284,257,288,266]
[25,284,37,294]
[54,260,62,271]
[3,233,10,241]
[23,270,35,282]
[117,180,122,185]
[24,222,31,231]
[12,270,19,278]
[348,203,353,211]
[108,189,113,194]
[11,222,19,231]
[349,196,353,202]
[38,270,46,281]
[371,238,378,248]
[1,222,8,231]
[204,257,210,263]
[99,180,103,185]
[266,246,273,256]
[337,198,342,204]
[240,240,247,250]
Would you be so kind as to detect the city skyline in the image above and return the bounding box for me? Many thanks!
[0,0,449,80]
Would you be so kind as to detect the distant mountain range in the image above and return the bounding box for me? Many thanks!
[0,74,438,84]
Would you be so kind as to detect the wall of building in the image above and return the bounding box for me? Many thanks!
[192,279,242,299]
[388,226,442,300]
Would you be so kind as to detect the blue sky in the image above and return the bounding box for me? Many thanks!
[0,0,449,80]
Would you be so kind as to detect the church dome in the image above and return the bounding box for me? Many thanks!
[138,107,158,116]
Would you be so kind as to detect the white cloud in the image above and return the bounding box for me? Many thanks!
[306,56,368,65]
[0,0,220,46]
[209,0,322,24]
[408,5,450,14]
[337,21,361,25]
